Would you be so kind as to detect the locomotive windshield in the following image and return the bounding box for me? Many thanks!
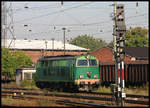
[77,60,88,66]
[89,59,97,66]
[77,59,98,66]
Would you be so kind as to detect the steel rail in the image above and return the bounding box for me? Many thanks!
[56,99,116,107]
[82,91,149,99]
[2,90,149,105]
[2,87,149,99]
[2,87,38,91]
[1,94,115,107]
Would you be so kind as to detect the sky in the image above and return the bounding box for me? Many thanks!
[4,1,149,44]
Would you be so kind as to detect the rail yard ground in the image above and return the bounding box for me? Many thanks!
[94,84,149,96]
[2,81,149,96]
[2,87,149,107]
[2,97,68,107]
[1,81,149,107]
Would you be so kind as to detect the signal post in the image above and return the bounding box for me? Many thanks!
[113,3,126,106]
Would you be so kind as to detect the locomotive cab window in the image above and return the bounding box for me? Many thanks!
[36,61,41,67]
[41,61,44,67]
[77,60,88,66]
[89,59,97,66]
[44,61,48,67]
[37,61,44,67]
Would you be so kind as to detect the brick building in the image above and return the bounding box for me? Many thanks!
[90,46,149,85]
[90,46,149,63]
[7,39,88,65]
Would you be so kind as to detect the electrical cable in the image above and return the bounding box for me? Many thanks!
[13,2,78,13]
[14,2,93,23]
[63,11,84,25]
[11,2,148,42]
[16,12,147,27]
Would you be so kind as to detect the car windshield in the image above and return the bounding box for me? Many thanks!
[77,60,88,66]
[89,59,97,66]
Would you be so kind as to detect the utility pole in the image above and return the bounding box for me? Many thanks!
[61,1,63,6]
[45,40,48,56]
[113,3,126,106]
[136,2,138,14]
[62,27,66,55]
[51,38,54,56]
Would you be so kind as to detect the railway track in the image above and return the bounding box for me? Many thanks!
[2,94,113,107]
[2,87,149,107]
[2,87,149,100]
[80,91,149,101]
[2,91,115,107]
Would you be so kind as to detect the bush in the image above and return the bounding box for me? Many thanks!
[20,79,36,88]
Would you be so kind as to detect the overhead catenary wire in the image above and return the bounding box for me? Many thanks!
[63,11,84,25]
[13,2,81,13]
[12,1,148,25]
[18,19,148,39]
[15,12,147,27]
[19,15,148,36]
[14,2,93,24]
[8,2,148,44]
[13,2,142,13]
[13,2,148,29]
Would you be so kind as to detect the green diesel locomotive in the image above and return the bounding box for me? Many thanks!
[35,55,100,91]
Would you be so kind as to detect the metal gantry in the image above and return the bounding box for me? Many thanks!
[2,1,7,48]
[2,2,15,48]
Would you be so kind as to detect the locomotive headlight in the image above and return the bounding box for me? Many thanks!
[80,75,84,78]
[94,74,98,78]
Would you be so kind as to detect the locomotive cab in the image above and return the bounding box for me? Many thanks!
[74,55,100,91]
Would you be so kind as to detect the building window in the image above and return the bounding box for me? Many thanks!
[24,73,31,80]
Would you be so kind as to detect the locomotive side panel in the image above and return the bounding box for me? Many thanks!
[35,59,75,83]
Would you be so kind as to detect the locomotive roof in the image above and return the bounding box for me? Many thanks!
[38,55,96,61]
[39,55,78,61]
[43,55,76,58]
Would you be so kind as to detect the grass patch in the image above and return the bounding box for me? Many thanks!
[36,99,57,107]
[124,83,149,95]
[6,95,13,102]
[2,96,13,106]
[94,86,111,93]
[2,81,19,88]
[20,79,37,89]
[93,83,149,96]
[2,98,38,107]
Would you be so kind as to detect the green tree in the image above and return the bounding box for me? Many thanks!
[125,27,149,47]
[107,40,113,48]
[1,48,33,77]
[11,51,33,68]
[69,34,107,53]
[2,48,14,76]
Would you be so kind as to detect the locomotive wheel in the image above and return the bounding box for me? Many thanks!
[36,82,44,89]
[35,82,40,88]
